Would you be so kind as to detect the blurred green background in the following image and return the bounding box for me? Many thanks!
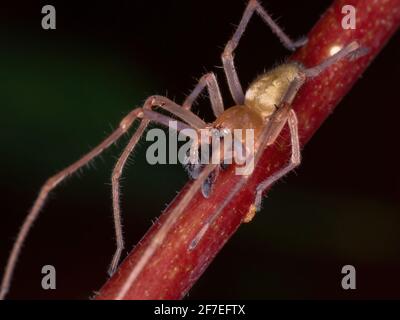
[0,0,399,299]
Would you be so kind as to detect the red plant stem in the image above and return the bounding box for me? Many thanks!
[96,0,400,299]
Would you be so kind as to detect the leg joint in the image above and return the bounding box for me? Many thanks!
[43,175,62,193]
[112,168,122,182]
[119,108,143,131]
[144,95,164,109]
[201,72,215,83]
[222,40,234,59]
[248,0,260,9]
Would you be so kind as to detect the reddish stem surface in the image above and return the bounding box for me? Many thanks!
[96,0,400,300]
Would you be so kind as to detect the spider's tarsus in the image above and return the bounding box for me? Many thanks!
[107,266,116,277]
[349,46,370,60]
[292,36,308,49]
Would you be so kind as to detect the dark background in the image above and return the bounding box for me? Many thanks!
[0,0,399,299]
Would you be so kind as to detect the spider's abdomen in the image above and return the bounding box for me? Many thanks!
[244,62,303,118]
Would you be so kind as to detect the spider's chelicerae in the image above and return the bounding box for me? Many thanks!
[0,0,365,299]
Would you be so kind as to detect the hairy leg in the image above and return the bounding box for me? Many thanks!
[183,72,224,117]
[0,107,143,300]
[188,74,307,250]
[108,95,210,275]
[222,0,306,105]
[188,41,367,250]
[304,41,363,78]
[0,93,207,298]
[114,161,219,299]
[254,110,300,210]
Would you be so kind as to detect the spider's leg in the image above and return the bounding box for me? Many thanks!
[222,0,306,105]
[109,119,149,276]
[108,96,207,275]
[154,94,208,180]
[183,72,224,117]
[254,109,300,210]
[113,163,220,299]
[188,163,252,250]
[189,73,306,250]
[304,41,363,78]
[145,95,206,130]
[250,67,307,210]
[0,107,144,300]
[188,137,256,250]
[250,0,307,50]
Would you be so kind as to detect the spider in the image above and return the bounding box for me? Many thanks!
[0,0,364,299]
